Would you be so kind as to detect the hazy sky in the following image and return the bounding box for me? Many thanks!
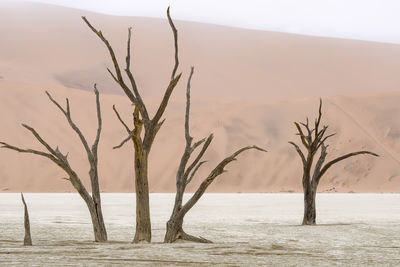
[6,0,400,43]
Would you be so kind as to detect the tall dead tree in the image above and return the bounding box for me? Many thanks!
[82,7,181,243]
[289,99,378,225]
[1,86,107,242]
[21,193,32,246]
[164,67,266,243]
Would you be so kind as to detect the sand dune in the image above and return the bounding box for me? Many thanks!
[0,2,399,192]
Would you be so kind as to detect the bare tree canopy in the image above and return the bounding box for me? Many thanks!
[82,7,182,243]
[164,67,266,243]
[1,86,107,242]
[289,99,378,225]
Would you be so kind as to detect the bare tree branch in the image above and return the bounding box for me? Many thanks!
[82,16,136,103]
[186,160,207,186]
[167,6,179,80]
[294,122,309,149]
[0,142,56,162]
[314,98,322,140]
[183,134,213,179]
[191,138,206,152]
[311,143,327,184]
[150,7,181,125]
[179,230,212,243]
[185,67,195,144]
[288,141,306,166]
[315,132,336,151]
[21,124,58,157]
[113,130,135,149]
[151,73,182,125]
[181,145,266,216]
[92,84,102,155]
[318,151,379,180]
[125,27,149,121]
[107,68,120,85]
[112,104,131,133]
[45,91,92,158]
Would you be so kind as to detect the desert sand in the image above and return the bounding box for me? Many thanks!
[1,2,400,193]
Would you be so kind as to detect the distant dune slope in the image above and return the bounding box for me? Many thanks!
[0,2,399,192]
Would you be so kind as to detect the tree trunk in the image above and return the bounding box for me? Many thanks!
[133,151,151,243]
[164,212,211,243]
[302,183,317,225]
[21,193,32,246]
[87,201,107,242]
[164,213,184,243]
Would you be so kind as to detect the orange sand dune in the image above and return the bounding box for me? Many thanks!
[0,2,399,192]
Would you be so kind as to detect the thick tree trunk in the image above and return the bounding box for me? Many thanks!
[164,213,184,243]
[133,152,151,243]
[302,184,317,225]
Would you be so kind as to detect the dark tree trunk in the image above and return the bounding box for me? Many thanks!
[302,184,316,225]
[133,151,151,243]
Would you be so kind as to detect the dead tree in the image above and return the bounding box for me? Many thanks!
[82,7,181,243]
[21,193,32,246]
[1,86,107,242]
[164,67,266,243]
[289,99,378,225]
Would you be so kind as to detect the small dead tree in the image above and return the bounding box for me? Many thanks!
[21,193,32,246]
[82,7,181,243]
[164,67,266,243]
[1,86,107,242]
[289,99,378,225]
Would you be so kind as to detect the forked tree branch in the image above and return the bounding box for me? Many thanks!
[45,91,92,159]
[82,16,136,104]
[183,134,213,180]
[294,122,310,149]
[151,7,182,125]
[186,160,207,186]
[181,145,266,216]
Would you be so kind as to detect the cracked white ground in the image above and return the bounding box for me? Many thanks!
[1,193,399,266]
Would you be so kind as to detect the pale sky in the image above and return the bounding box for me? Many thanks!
[5,0,400,44]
